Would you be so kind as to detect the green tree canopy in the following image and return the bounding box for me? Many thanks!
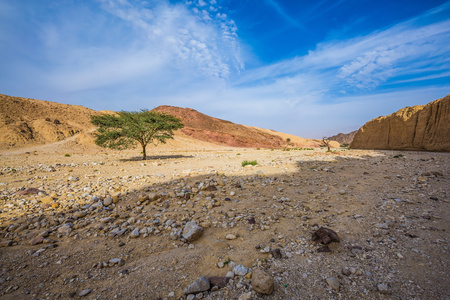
[91,110,184,160]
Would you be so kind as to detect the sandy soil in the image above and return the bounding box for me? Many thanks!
[0,145,449,300]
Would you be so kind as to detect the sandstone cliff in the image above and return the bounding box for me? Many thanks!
[350,95,450,152]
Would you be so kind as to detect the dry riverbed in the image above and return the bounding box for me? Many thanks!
[0,148,449,299]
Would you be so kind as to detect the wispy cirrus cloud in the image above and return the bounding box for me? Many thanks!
[0,0,449,139]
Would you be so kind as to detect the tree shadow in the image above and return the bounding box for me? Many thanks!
[119,155,194,161]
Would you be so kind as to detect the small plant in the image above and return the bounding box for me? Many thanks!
[242,160,258,167]
[341,143,349,147]
[256,147,260,150]
[393,154,404,158]
[236,153,241,155]
[64,154,71,157]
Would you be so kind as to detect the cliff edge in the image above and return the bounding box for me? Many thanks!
[350,94,450,152]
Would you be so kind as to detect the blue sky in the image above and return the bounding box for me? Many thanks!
[1,0,449,138]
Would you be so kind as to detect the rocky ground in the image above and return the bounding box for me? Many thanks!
[0,147,449,299]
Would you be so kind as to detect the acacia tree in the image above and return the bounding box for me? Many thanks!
[91,110,184,160]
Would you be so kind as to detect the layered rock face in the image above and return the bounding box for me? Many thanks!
[328,131,357,145]
[351,95,450,152]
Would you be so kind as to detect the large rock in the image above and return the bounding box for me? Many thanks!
[351,95,450,152]
[182,222,203,242]
[252,269,274,295]
[184,276,210,294]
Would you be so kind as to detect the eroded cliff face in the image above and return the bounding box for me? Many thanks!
[351,95,450,152]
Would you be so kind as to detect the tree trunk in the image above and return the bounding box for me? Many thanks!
[142,143,147,160]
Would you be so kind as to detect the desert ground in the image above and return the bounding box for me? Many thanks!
[0,144,449,299]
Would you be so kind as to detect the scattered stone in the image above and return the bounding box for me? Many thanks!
[326,277,340,292]
[130,228,140,238]
[57,223,73,235]
[103,197,113,206]
[233,264,248,276]
[184,276,210,295]
[79,289,91,296]
[317,245,331,252]
[226,234,237,240]
[74,211,87,219]
[40,196,54,204]
[29,236,44,246]
[17,187,45,195]
[252,268,274,295]
[239,292,252,300]
[109,258,125,266]
[271,248,282,258]
[0,240,13,247]
[342,267,351,276]
[312,227,340,245]
[377,283,390,294]
[208,276,230,288]
[182,222,203,243]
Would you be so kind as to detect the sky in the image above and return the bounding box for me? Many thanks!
[0,0,449,138]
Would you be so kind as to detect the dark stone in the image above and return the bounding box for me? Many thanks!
[17,188,45,195]
[271,248,282,258]
[317,245,332,252]
[204,185,217,191]
[248,217,256,224]
[208,276,230,288]
[53,119,61,124]
[312,227,340,245]
[29,236,44,246]
[430,197,438,201]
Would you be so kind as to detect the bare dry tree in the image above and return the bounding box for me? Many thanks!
[322,136,331,152]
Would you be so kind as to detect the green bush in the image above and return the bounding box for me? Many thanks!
[242,160,258,167]
[64,154,71,157]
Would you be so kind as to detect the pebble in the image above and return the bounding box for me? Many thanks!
[341,267,351,276]
[130,228,140,238]
[103,197,113,206]
[57,223,73,235]
[239,292,252,300]
[377,283,390,294]
[226,271,235,278]
[326,277,340,292]
[232,264,248,276]
[252,268,274,295]
[79,289,91,296]
[226,234,237,240]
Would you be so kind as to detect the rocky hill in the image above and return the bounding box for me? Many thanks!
[351,94,450,152]
[152,105,320,148]
[0,95,320,151]
[328,131,357,145]
[0,94,105,149]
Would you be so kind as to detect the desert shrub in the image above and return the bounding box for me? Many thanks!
[64,154,70,157]
[341,143,349,147]
[393,154,404,158]
[236,153,241,155]
[242,160,258,167]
